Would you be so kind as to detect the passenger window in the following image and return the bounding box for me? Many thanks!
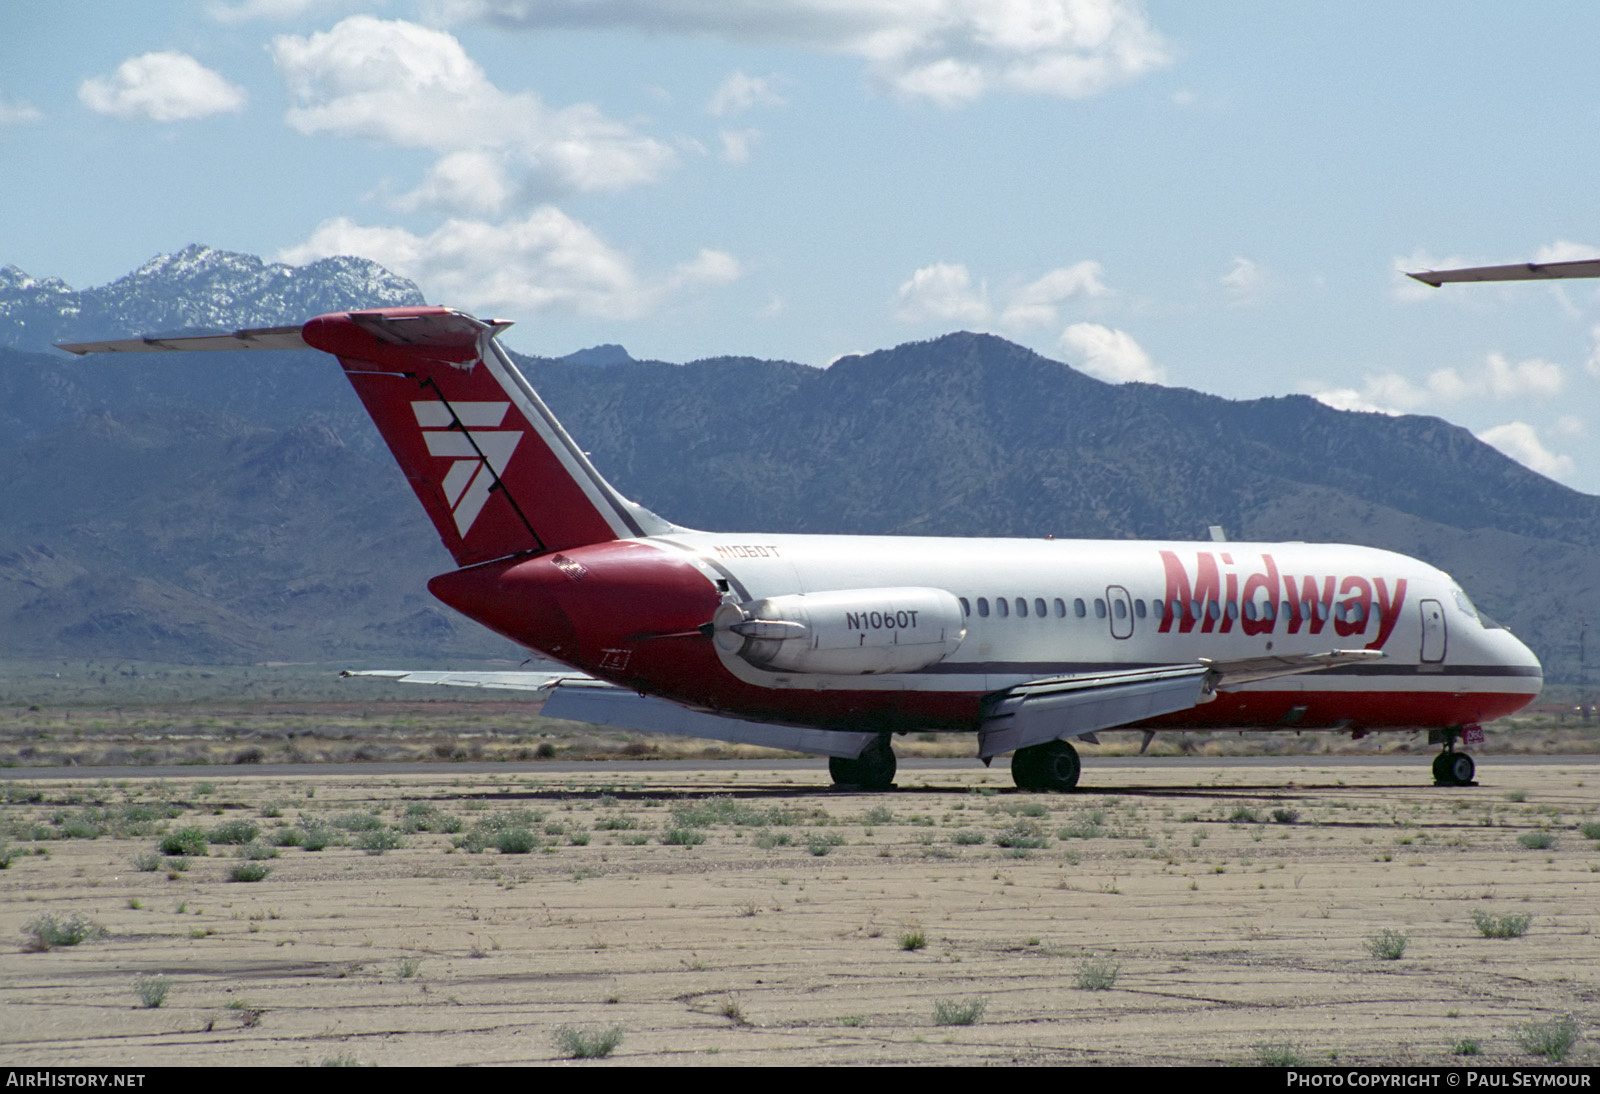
[959,597,970,616]
[977,597,989,618]
[1134,599,1147,619]
[1074,598,1087,618]
[997,597,1010,618]
[1152,599,1165,619]
[1094,599,1107,619]
[1347,602,1364,623]
[1053,598,1066,617]
[1262,601,1275,621]
[1226,601,1238,621]
[1316,601,1329,621]
[1189,599,1201,620]
[1208,600,1222,622]
[1171,599,1184,620]
[1243,601,1257,622]
[1035,598,1047,618]
[1015,597,1027,617]
[1113,599,1127,620]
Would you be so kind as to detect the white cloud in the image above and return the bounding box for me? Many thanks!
[278,207,738,320]
[999,261,1107,327]
[1532,239,1600,264]
[270,16,673,211]
[708,71,786,116]
[444,1,1170,106]
[1476,421,1575,480]
[391,150,517,215]
[1059,322,1163,384]
[1554,414,1585,438]
[1309,352,1567,414]
[208,0,367,21]
[718,127,761,163]
[1485,352,1564,399]
[894,262,990,323]
[1220,256,1263,304]
[1586,325,1600,378]
[79,52,246,122]
[1309,388,1400,416]
[896,259,1107,328]
[0,93,41,126]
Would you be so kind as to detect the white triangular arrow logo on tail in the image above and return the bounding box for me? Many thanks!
[412,401,523,536]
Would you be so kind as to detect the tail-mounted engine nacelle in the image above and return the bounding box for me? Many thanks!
[712,587,967,675]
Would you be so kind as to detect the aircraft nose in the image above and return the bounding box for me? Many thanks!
[1496,626,1544,700]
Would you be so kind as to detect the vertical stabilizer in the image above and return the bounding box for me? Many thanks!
[302,307,668,566]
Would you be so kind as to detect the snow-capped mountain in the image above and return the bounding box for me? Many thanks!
[0,244,425,351]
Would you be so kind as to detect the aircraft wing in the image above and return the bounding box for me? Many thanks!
[1199,648,1383,688]
[1406,259,1600,286]
[340,669,880,759]
[977,649,1382,760]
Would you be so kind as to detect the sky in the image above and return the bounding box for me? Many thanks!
[5,2,1600,493]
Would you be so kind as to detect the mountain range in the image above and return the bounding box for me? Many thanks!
[1,246,1594,686]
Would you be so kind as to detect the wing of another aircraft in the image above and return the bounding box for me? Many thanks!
[1406,259,1600,286]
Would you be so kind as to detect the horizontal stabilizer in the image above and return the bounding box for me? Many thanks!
[343,668,879,759]
[56,326,308,354]
[340,668,582,695]
[1406,259,1600,287]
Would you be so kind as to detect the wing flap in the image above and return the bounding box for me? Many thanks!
[979,665,1211,760]
[1199,648,1384,690]
[977,649,1384,759]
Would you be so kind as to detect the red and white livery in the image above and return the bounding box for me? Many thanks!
[61,306,1544,790]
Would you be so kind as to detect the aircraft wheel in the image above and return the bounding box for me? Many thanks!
[1446,752,1475,786]
[1432,751,1476,786]
[829,737,896,791]
[1010,748,1042,791]
[1011,739,1080,792]
[1431,753,1452,785]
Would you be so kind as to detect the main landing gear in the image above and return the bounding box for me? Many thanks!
[1011,739,1081,792]
[829,736,897,790]
[1431,727,1477,787]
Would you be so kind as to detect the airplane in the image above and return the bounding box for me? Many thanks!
[58,295,1544,791]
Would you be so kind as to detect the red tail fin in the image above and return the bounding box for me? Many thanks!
[303,307,669,566]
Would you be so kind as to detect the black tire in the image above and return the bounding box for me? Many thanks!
[1011,739,1081,792]
[1431,752,1453,785]
[1447,752,1475,786]
[829,737,897,790]
[1010,748,1042,791]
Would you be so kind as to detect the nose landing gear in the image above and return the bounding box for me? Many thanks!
[1431,726,1478,787]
